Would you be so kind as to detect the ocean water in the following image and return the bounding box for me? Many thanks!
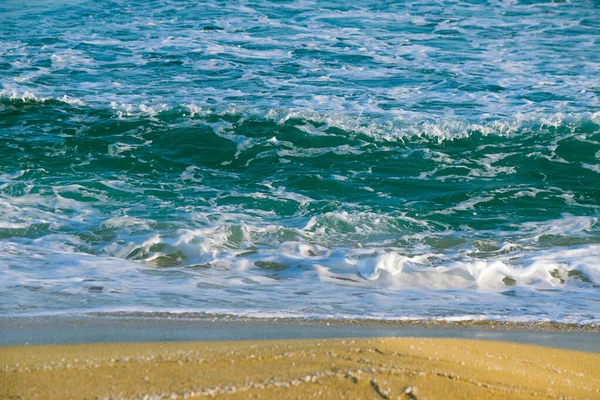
[1,0,599,323]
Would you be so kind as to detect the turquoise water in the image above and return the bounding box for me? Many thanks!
[1,0,599,322]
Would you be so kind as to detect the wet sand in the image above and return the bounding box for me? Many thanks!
[2,314,600,352]
[2,337,600,399]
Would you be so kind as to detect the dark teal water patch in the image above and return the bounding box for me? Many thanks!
[1,99,598,229]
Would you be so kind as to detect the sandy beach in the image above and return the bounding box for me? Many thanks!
[2,337,599,399]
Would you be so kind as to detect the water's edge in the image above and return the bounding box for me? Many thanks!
[2,314,599,353]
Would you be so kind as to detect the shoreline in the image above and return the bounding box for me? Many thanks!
[3,337,599,399]
[2,313,600,353]
[89,311,600,330]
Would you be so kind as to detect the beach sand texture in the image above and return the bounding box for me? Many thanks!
[2,338,599,399]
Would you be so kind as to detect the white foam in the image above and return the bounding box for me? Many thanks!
[517,215,598,241]
[581,163,600,174]
[349,252,433,280]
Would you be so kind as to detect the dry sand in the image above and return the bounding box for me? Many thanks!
[2,338,599,399]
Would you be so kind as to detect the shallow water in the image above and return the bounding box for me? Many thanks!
[1,0,599,323]
[3,316,600,352]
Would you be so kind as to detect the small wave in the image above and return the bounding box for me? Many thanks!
[2,89,600,144]
[1,238,599,323]
[0,89,87,107]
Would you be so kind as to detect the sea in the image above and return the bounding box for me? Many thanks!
[1,0,599,324]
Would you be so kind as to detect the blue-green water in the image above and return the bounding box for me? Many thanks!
[1,0,599,322]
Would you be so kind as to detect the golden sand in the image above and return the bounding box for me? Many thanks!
[2,338,599,399]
